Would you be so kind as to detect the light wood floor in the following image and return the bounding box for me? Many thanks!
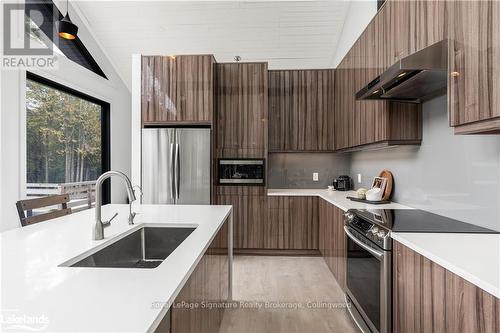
[220,256,359,333]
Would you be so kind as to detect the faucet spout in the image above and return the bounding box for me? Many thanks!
[93,171,137,240]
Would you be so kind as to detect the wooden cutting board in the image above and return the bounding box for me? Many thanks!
[378,170,393,201]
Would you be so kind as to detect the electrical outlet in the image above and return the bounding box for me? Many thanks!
[357,173,362,183]
[313,172,319,181]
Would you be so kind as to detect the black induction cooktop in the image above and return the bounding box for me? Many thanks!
[351,209,500,234]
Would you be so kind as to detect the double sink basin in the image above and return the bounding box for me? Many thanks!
[62,225,196,269]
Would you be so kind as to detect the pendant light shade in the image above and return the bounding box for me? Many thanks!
[57,0,78,40]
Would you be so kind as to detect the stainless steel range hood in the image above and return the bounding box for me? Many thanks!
[356,40,448,103]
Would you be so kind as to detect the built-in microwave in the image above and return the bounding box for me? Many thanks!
[218,159,265,185]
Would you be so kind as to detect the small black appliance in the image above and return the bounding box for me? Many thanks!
[333,175,352,191]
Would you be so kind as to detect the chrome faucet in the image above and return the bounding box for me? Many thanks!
[93,171,137,240]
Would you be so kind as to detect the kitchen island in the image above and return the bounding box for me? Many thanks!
[0,204,232,332]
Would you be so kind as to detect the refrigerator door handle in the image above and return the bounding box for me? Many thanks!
[175,143,180,200]
[170,143,176,201]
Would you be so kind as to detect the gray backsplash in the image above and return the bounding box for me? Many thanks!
[268,153,350,189]
[267,96,500,230]
[350,95,500,231]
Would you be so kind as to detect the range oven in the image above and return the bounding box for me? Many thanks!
[344,210,392,333]
[343,207,500,333]
[218,159,265,185]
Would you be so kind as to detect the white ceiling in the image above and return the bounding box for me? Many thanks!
[75,1,352,90]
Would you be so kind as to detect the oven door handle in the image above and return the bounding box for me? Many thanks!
[344,226,384,260]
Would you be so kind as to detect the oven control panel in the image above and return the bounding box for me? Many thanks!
[345,210,391,250]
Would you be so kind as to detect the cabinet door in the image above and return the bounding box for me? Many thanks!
[384,0,411,67]
[266,196,318,250]
[334,62,349,150]
[448,0,500,130]
[142,55,214,124]
[268,70,335,151]
[318,199,346,290]
[216,186,266,249]
[350,40,362,148]
[216,63,268,158]
[393,241,500,333]
[408,0,447,54]
[361,16,382,145]
[170,223,228,333]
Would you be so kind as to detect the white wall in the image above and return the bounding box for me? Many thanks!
[0,2,131,232]
[350,96,500,231]
[331,0,378,67]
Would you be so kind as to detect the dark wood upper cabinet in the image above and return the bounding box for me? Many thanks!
[385,0,411,67]
[448,0,500,134]
[268,70,335,152]
[216,63,268,158]
[334,0,424,152]
[408,0,448,55]
[393,241,500,333]
[141,55,215,125]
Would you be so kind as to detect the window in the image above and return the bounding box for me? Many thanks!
[25,0,107,78]
[25,73,110,212]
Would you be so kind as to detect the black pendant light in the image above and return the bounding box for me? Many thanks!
[57,0,78,40]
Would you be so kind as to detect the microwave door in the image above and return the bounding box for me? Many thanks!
[142,128,176,204]
[175,128,211,205]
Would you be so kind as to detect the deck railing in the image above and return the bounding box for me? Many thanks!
[27,181,96,213]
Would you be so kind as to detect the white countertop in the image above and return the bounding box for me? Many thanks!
[391,232,500,298]
[0,204,232,333]
[267,189,409,211]
[268,189,500,299]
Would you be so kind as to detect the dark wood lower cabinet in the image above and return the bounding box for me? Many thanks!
[318,198,346,289]
[215,186,267,249]
[265,196,318,250]
[215,191,319,251]
[166,219,230,333]
[393,241,500,333]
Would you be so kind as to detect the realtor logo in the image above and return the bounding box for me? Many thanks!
[2,2,58,69]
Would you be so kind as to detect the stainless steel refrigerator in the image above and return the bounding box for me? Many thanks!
[142,128,211,204]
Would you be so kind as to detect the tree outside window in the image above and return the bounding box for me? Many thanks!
[26,78,103,211]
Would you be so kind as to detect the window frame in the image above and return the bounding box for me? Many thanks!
[26,71,111,204]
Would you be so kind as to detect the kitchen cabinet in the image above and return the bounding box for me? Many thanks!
[268,70,335,152]
[215,186,266,249]
[357,0,500,135]
[393,241,500,333]
[216,63,268,158]
[265,196,319,250]
[215,192,320,252]
[448,0,500,134]
[334,66,422,151]
[408,0,448,55]
[384,0,411,67]
[169,218,229,333]
[318,199,346,290]
[141,55,215,125]
[334,0,423,152]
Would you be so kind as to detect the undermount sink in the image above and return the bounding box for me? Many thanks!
[66,225,196,269]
